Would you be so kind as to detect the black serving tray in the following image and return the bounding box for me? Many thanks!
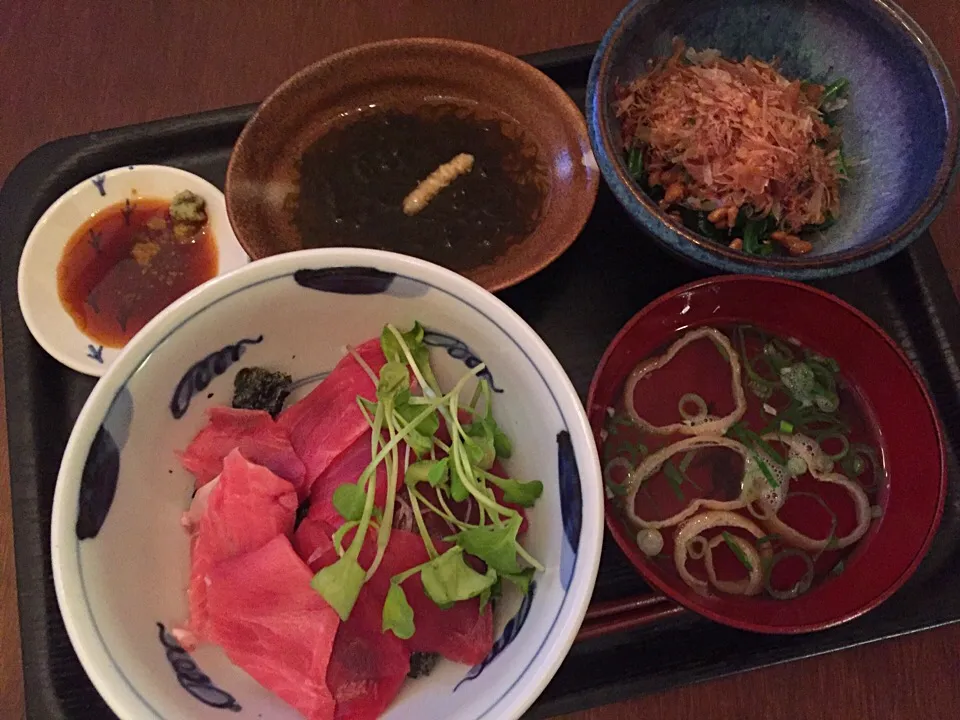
[3,43,960,720]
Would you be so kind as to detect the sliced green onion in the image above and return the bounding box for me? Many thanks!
[731,422,785,466]
[626,147,644,179]
[754,455,780,489]
[835,146,849,181]
[722,531,754,571]
[678,393,708,421]
[742,217,766,256]
[764,548,815,600]
[662,459,686,501]
[779,420,794,434]
[820,77,850,106]
[846,443,884,491]
[786,455,807,476]
[816,431,850,461]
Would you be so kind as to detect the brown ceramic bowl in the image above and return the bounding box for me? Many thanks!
[226,38,600,291]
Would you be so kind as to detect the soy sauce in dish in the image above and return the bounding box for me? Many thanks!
[57,192,218,348]
[290,103,547,271]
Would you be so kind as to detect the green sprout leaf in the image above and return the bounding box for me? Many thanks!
[310,555,366,620]
[427,457,450,487]
[464,433,496,470]
[332,484,366,522]
[332,521,359,555]
[626,147,644,179]
[493,426,513,458]
[449,462,471,502]
[420,547,497,606]
[396,399,440,437]
[486,474,543,508]
[394,399,439,456]
[410,344,439,394]
[377,361,410,401]
[500,566,536,594]
[381,322,425,363]
[382,583,415,639]
[479,576,502,612]
[405,458,450,488]
[452,514,523,574]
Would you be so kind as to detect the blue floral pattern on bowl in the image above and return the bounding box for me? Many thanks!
[454,582,537,691]
[170,336,264,419]
[423,329,503,393]
[157,623,240,712]
[76,387,133,540]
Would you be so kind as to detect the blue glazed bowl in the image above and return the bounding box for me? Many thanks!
[587,0,960,279]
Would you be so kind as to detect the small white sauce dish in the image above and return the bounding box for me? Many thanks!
[17,165,249,377]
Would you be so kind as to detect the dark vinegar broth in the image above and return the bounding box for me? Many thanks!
[602,324,885,599]
[57,198,218,348]
[291,103,546,271]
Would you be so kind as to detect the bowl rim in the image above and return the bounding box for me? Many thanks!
[586,0,960,279]
[586,273,947,633]
[51,247,604,720]
[225,37,600,292]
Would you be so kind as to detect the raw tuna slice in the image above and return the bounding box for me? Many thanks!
[179,407,306,492]
[293,513,338,570]
[187,450,298,639]
[205,535,339,720]
[278,339,386,490]
[327,592,410,720]
[313,528,494,666]
[373,531,494,665]
[305,431,393,533]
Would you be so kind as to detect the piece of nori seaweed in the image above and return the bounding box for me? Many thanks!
[231,367,293,417]
[407,652,440,679]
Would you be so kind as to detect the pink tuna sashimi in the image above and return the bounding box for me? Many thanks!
[205,535,339,720]
[313,527,494,665]
[278,339,386,491]
[187,450,298,640]
[305,430,400,534]
[371,530,494,665]
[293,513,338,570]
[327,592,410,720]
[179,407,306,492]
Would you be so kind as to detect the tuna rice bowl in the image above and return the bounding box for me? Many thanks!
[51,248,603,720]
[174,322,544,719]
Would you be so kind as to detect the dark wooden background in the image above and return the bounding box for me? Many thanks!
[2,1,959,718]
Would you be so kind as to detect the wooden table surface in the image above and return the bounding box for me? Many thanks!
[2,1,960,718]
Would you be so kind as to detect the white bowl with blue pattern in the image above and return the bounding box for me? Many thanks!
[51,248,604,720]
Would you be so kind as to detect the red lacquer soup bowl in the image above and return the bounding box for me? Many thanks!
[588,275,946,633]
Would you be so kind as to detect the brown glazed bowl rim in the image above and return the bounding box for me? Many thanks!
[226,37,600,292]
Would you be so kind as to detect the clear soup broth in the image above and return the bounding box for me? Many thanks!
[602,324,886,601]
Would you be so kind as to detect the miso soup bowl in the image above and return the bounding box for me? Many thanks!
[588,275,946,633]
[51,248,604,719]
